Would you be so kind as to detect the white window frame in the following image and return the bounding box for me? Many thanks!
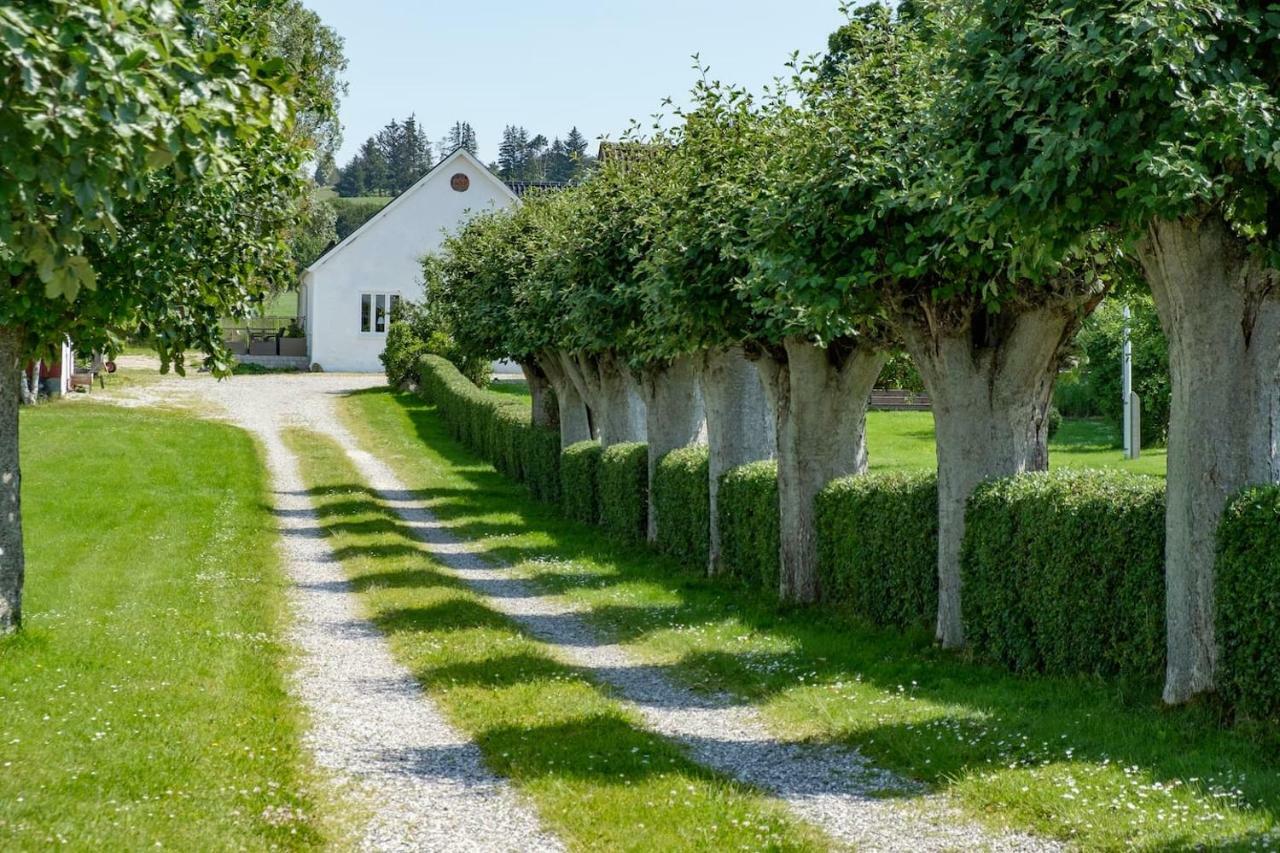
[359,291,401,334]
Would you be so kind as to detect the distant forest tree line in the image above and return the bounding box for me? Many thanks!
[318,116,595,199]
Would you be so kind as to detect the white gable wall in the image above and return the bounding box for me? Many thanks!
[303,150,517,373]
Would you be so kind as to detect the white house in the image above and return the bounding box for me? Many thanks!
[301,147,520,373]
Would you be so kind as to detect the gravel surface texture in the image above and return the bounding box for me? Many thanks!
[141,373,562,853]
[117,371,1059,852]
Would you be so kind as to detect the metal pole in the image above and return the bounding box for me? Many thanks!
[1122,304,1133,459]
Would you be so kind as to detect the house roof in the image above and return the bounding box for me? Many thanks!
[304,147,520,276]
[504,180,569,197]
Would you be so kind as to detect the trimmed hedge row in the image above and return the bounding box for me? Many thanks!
[1217,486,1280,721]
[962,470,1166,680]
[599,443,649,543]
[817,472,938,631]
[718,460,780,592]
[561,441,603,525]
[416,355,561,503]
[653,446,711,567]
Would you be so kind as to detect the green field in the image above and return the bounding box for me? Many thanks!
[487,379,1167,477]
[0,405,327,849]
[337,386,1277,850]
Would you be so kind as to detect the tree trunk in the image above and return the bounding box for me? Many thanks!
[1138,215,1280,704]
[20,360,39,406]
[560,350,646,447]
[699,346,775,574]
[538,350,592,449]
[754,337,885,603]
[519,360,559,429]
[900,304,1079,649]
[639,356,706,542]
[0,327,25,633]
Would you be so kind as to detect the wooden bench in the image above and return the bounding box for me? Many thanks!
[869,389,932,411]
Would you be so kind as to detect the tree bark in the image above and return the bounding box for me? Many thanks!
[20,360,39,406]
[899,303,1081,649]
[537,350,592,449]
[698,346,775,574]
[1137,215,1280,704]
[0,327,25,634]
[639,356,707,542]
[754,337,885,603]
[519,359,559,429]
[560,350,646,446]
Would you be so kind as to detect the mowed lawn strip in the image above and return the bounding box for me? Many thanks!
[0,405,326,850]
[342,386,1279,850]
[282,426,828,852]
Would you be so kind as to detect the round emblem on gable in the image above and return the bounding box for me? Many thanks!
[450,173,470,192]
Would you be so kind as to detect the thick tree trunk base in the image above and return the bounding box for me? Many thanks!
[641,357,706,542]
[901,303,1080,650]
[1139,216,1280,704]
[755,338,884,603]
[539,351,592,448]
[519,360,559,430]
[0,327,24,633]
[699,346,776,574]
[561,351,646,447]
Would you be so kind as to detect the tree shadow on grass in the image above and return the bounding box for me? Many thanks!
[366,388,1280,841]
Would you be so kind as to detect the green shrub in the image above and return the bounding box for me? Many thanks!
[962,470,1165,680]
[385,301,489,387]
[561,441,603,525]
[415,355,559,503]
[817,472,937,630]
[382,321,428,386]
[719,460,779,593]
[1217,486,1280,721]
[598,443,648,543]
[1046,406,1063,440]
[653,446,710,567]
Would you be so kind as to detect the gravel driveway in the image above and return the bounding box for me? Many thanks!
[113,370,1056,852]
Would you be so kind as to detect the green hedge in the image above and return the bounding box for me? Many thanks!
[561,441,603,525]
[719,460,779,593]
[817,472,938,630]
[962,470,1165,680]
[415,354,560,503]
[1217,486,1280,720]
[599,443,648,543]
[653,446,710,567]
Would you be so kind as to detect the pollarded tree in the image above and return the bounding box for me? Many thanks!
[748,4,1111,627]
[946,0,1280,700]
[0,0,312,632]
[535,159,656,448]
[639,83,777,571]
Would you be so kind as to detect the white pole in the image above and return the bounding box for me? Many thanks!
[1122,304,1133,459]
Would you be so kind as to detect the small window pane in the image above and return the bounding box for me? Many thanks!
[360,294,371,332]
[389,294,401,319]
[375,294,387,333]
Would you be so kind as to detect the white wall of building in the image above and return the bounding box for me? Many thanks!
[303,148,518,373]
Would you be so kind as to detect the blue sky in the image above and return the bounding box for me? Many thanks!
[303,0,850,166]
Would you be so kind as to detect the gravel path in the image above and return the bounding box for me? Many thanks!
[121,372,1058,852]
[163,373,562,853]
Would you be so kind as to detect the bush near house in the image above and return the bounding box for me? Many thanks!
[817,472,938,631]
[561,441,603,525]
[598,443,649,543]
[962,470,1166,680]
[718,461,781,593]
[1216,486,1280,721]
[653,446,711,567]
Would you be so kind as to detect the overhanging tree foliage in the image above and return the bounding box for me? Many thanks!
[0,0,330,632]
[946,0,1280,700]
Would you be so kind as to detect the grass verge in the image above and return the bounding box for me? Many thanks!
[338,386,1278,850]
[0,404,327,849]
[282,425,827,851]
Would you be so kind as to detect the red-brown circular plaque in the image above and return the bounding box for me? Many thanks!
[450,173,470,192]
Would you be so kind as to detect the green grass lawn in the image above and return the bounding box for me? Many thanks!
[488,379,1167,476]
[0,405,328,849]
[284,426,826,851]
[339,387,1279,850]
